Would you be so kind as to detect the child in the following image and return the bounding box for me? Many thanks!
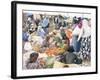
[26,52,46,69]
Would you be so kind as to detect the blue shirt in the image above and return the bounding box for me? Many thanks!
[23,32,29,41]
[41,17,49,28]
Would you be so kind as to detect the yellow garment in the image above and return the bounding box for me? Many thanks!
[32,44,41,52]
[53,61,69,68]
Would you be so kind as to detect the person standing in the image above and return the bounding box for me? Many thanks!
[77,19,91,61]
[72,17,82,53]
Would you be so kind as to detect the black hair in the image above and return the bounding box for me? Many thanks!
[30,52,39,59]
[77,17,82,23]
[28,14,33,20]
[29,52,39,63]
[73,16,82,24]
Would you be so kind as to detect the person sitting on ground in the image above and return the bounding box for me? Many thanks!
[26,52,46,69]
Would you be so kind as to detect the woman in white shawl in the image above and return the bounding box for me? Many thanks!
[78,19,91,61]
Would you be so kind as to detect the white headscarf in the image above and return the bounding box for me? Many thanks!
[81,19,91,37]
[82,19,89,28]
[77,19,91,41]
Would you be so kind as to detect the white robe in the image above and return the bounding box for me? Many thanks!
[24,42,32,51]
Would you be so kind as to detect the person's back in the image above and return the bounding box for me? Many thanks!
[60,52,82,64]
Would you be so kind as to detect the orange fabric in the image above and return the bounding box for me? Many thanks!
[45,47,65,56]
[65,29,72,39]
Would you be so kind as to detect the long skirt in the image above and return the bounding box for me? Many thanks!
[72,35,81,52]
[79,36,91,60]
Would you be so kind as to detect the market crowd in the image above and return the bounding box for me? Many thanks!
[22,13,91,69]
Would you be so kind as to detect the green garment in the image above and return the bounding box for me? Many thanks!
[53,37,62,43]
